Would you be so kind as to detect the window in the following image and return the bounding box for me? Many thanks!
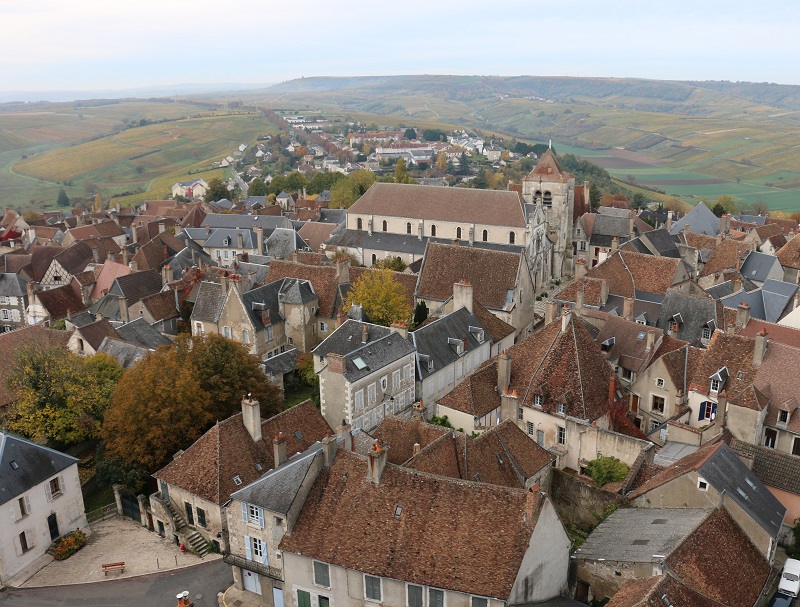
[357,218,363,230]
[557,426,566,445]
[430,225,437,237]
[710,379,720,393]
[197,507,206,528]
[365,575,382,601]
[543,191,552,206]
[456,227,462,239]
[527,422,535,435]
[557,403,566,416]
[651,396,665,414]
[53,274,63,282]
[429,588,445,607]
[765,428,777,449]
[698,478,708,491]
[518,407,524,421]
[16,495,30,520]
[355,390,364,411]
[223,326,232,339]
[1,309,8,321]
[287,337,294,345]
[482,229,488,242]
[313,561,331,587]
[298,590,312,607]
[670,321,679,333]
[701,327,712,340]
[368,383,377,404]
[534,395,543,408]
[393,369,401,389]
[265,325,274,342]
[247,504,264,527]
[242,329,250,344]
[47,476,63,500]
[509,232,516,244]
[698,401,717,421]
[579,241,587,251]
[408,584,424,607]
[233,475,242,485]
[404,363,413,382]
[382,220,388,232]
[18,530,33,554]
[407,222,412,234]
[793,437,800,456]
[650,419,660,432]
[656,378,665,388]
[472,598,488,607]
[536,429,544,446]
[779,410,789,424]
[0,296,7,305]
[381,376,388,391]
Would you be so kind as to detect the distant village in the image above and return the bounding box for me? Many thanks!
[3,119,800,607]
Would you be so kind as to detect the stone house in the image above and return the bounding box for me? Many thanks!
[314,320,416,433]
[0,273,28,332]
[573,207,653,268]
[150,398,331,556]
[26,283,86,326]
[0,432,89,586]
[776,236,800,283]
[278,445,570,607]
[37,241,93,291]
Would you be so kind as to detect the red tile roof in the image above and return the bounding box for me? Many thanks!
[371,415,449,465]
[266,260,340,318]
[777,236,800,269]
[438,359,502,418]
[629,440,725,498]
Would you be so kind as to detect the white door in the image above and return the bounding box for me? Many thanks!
[273,587,285,607]
[243,570,261,595]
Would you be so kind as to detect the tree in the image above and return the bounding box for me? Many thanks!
[434,152,447,177]
[7,345,123,448]
[751,199,770,215]
[394,158,411,184]
[630,193,647,210]
[585,456,629,487]
[589,183,601,210]
[57,188,70,207]
[413,301,429,328]
[404,128,417,140]
[344,268,412,327]
[711,203,725,217]
[422,129,447,142]
[205,178,229,202]
[330,178,360,209]
[375,256,407,272]
[23,210,42,223]
[249,178,267,196]
[716,195,739,215]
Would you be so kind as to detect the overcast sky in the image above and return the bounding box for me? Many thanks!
[3,0,799,94]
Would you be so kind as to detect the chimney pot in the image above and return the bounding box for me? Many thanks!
[366,440,389,485]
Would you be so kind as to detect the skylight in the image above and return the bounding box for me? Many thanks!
[353,357,367,370]
[233,475,242,485]
[9,460,18,470]
[294,430,304,441]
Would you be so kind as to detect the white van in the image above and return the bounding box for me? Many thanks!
[779,558,800,597]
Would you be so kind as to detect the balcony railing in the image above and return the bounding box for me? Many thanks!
[223,552,284,581]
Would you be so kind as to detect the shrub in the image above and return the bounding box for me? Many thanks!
[53,530,88,560]
[585,456,629,487]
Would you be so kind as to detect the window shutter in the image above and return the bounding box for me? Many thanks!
[14,534,22,557]
[45,480,53,502]
[698,402,706,421]
[258,507,265,529]
[58,475,65,494]
[260,539,268,565]
[24,529,34,548]
[24,495,30,515]
[241,502,248,523]
[711,402,717,420]
[245,535,252,560]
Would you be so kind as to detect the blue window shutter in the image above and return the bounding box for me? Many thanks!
[261,539,268,565]
[245,535,252,560]
[241,502,248,523]
[259,507,265,529]
[698,402,706,420]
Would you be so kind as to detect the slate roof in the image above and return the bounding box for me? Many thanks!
[200,213,291,231]
[0,273,27,297]
[53,241,93,275]
[112,269,162,305]
[240,279,289,332]
[96,336,150,368]
[669,202,720,236]
[721,280,798,324]
[631,228,682,258]
[656,290,720,344]
[698,238,752,277]
[262,348,300,377]
[266,260,340,318]
[266,227,306,259]
[36,284,86,318]
[338,331,416,383]
[349,182,527,227]
[417,242,521,310]
[279,449,544,600]
[191,281,226,323]
[730,439,800,496]
[740,251,782,283]
[574,508,708,562]
[153,400,332,505]
[114,317,171,349]
[0,432,78,506]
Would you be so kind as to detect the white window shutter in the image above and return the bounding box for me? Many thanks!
[261,539,268,565]
[245,535,252,560]
[241,502,248,523]
[24,529,34,548]
[59,475,65,494]
[13,534,22,556]
[24,495,30,515]
[45,480,53,502]
[258,508,265,529]
[12,501,20,522]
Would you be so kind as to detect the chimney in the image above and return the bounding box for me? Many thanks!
[575,258,587,279]
[453,280,473,313]
[412,400,426,421]
[736,301,751,328]
[498,349,511,394]
[161,264,171,287]
[608,373,617,405]
[122,247,130,266]
[390,321,408,340]
[753,328,768,366]
[241,394,262,442]
[253,224,264,255]
[611,236,619,254]
[417,222,423,241]
[716,230,723,246]
[716,391,728,431]
[733,276,743,294]
[322,433,338,467]
[646,330,656,352]
[337,308,347,327]
[273,432,287,466]
[95,311,103,321]
[336,420,353,451]
[107,251,116,263]
[413,443,421,456]
[721,214,730,233]
[158,222,166,234]
[220,272,229,294]
[367,218,373,236]
[545,300,558,325]
[684,223,691,236]
[561,303,571,333]
[600,279,609,305]
[92,246,100,263]
[575,286,584,314]
[132,226,138,244]
[118,295,129,323]
[361,324,369,344]
[336,259,350,285]
[326,353,346,374]
[623,297,634,321]
[468,226,474,245]
[500,387,518,424]
[366,440,389,485]
[237,231,244,249]
[205,223,210,236]
[628,211,635,237]
[666,213,673,232]
[261,308,271,325]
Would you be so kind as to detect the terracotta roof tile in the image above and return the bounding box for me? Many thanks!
[700,239,752,277]
[438,359,502,418]
[777,236,800,269]
[142,291,179,322]
[35,284,86,319]
[555,277,607,306]
[585,251,684,297]
[279,449,544,599]
[297,222,335,251]
[371,415,449,464]
[629,440,725,498]
[417,242,521,310]
[266,260,340,318]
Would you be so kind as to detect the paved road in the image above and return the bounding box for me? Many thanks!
[0,559,231,607]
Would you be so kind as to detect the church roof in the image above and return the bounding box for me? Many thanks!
[524,149,571,182]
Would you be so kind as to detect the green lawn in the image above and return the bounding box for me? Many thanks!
[284,383,318,408]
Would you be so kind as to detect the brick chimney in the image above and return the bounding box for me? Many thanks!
[361,324,369,344]
[453,279,473,313]
[545,300,558,325]
[575,258,587,279]
[716,391,728,431]
[608,373,617,406]
[753,328,768,366]
[366,440,388,485]
[337,309,347,327]
[390,321,408,340]
[623,297,634,321]
[498,349,511,394]
[273,432,287,467]
[666,213,673,232]
[220,272,229,294]
[336,420,353,451]
[628,211,635,237]
[733,276,743,294]
[161,264,171,287]
[322,433,338,467]
[117,295,129,323]
[736,301,751,328]
[241,394,262,443]
[611,236,619,254]
[326,353,346,374]
[600,279,609,306]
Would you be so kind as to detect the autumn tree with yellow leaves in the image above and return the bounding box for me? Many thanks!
[344,267,412,327]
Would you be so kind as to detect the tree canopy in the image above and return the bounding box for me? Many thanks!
[57,188,70,207]
[330,170,377,208]
[205,178,229,202]
[403,128,417,140]
[344,267,412,327]
[7,345,123,448]
[248,177,267,196]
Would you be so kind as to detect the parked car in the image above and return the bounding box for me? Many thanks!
[767,592,794,607]
[779,559,800,598]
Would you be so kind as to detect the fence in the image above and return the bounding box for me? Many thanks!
[86,502,117,524]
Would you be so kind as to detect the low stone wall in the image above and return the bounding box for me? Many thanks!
[551,467,624,529]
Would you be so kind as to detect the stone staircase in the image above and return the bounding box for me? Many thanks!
[162,500,209,557]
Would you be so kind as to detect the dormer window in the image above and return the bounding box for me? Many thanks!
[779,410,789,424]
[534,395,543,408]
[601,337,615,352]
[448,337,464,355]
[468,326,485,344]
[670,321,679,333]
[557,403,566,416]
[223,238,229,246]
[710,379,721,393]
[702,327,712,340]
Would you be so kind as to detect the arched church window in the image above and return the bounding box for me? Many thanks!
[543,191,552,206]
[482,229,488,242]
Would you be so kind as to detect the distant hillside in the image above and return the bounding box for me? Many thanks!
[688,80,800,111]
